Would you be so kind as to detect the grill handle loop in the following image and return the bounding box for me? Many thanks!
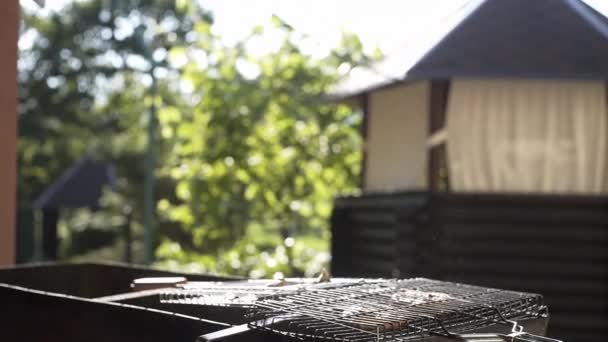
[455,320,562,342]
[507,332,563,342]
[455,332,563,342]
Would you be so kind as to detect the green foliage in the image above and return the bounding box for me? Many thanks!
[19,0,371,276]
[18,0,211,261]
[152,23,366,277]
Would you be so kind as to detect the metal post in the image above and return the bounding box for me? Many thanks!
[124,211,133,263]
[41,208,59,260]
[143,72,157,264]
[33,209,43,261]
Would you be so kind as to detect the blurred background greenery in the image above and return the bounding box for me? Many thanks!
[18,0,376,277]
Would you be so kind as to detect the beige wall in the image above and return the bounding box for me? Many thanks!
[365,82,429,191]
[0,0,19,266]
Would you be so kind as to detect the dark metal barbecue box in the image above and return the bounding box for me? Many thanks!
[0,262,561,342]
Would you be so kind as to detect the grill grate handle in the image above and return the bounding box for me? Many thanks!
[456,332,563,342]
[456,319,562,342]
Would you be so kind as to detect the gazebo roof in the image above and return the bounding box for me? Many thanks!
[331,0,608,99]
[33,157,116,210]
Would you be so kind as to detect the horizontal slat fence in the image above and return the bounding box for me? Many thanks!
[331,192,429,278]
[331,192,608,342]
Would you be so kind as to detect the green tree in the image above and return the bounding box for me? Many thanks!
[19,1,370,275]
[155,20,366,277]
[18,0,212,261]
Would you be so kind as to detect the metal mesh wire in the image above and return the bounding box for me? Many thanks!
[159,279,379,308]
[248,279,543,341]
[160,284,295,307]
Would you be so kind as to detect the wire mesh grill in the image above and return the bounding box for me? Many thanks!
[248,279,544,341]
[161,283,296,308]
[160,279,379,308]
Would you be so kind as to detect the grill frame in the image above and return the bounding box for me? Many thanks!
[0,262,237,342]
[0,263,553,342]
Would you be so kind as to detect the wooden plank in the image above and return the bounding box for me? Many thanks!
[334,192,428,209]
[548,331,608,342]
[435,206,608,224]
[349,259,396,277]
[439,258,608,278]
[442,274,608,296]
[349,211,398,226]
[439,223,608,242]
[543,295,608,312]
[352,225,397,241]
[548,313,608,331]
[0,0,18,266]
[438,240,608,261]
[433,192,608,206]
[351,240,395,260]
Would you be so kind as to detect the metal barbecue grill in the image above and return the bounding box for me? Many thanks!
[0,263,569,342]
[160,278,562,342]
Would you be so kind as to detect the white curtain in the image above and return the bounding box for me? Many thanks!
[446,79,607,193]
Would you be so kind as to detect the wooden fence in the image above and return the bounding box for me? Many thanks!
[331,192,608,342]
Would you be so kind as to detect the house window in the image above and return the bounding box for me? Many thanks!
[444,79,607,194]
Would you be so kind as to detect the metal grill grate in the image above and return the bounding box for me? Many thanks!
[160,278,379,308]
[248,279,544,341]
[161,284,296,308]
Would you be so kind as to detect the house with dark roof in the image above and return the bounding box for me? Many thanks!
[34,157,116,260]
[332,0,608,194]
[329,1,608,341]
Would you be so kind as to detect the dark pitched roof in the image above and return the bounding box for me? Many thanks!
[331,0,608,99]
[33,157,116,210]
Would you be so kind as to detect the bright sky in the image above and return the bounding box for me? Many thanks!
[205,0,471,55]
[24,0,608,56]
[208,0,608,54]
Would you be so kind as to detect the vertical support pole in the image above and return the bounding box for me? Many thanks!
[143,74,157,264]
[41,208,59,260]
[330,203,352,276]
[0,0,19,266]
[427,82,450,279]
[428,81,450,192]
[124,212,133,263]
[360,93,370,190]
